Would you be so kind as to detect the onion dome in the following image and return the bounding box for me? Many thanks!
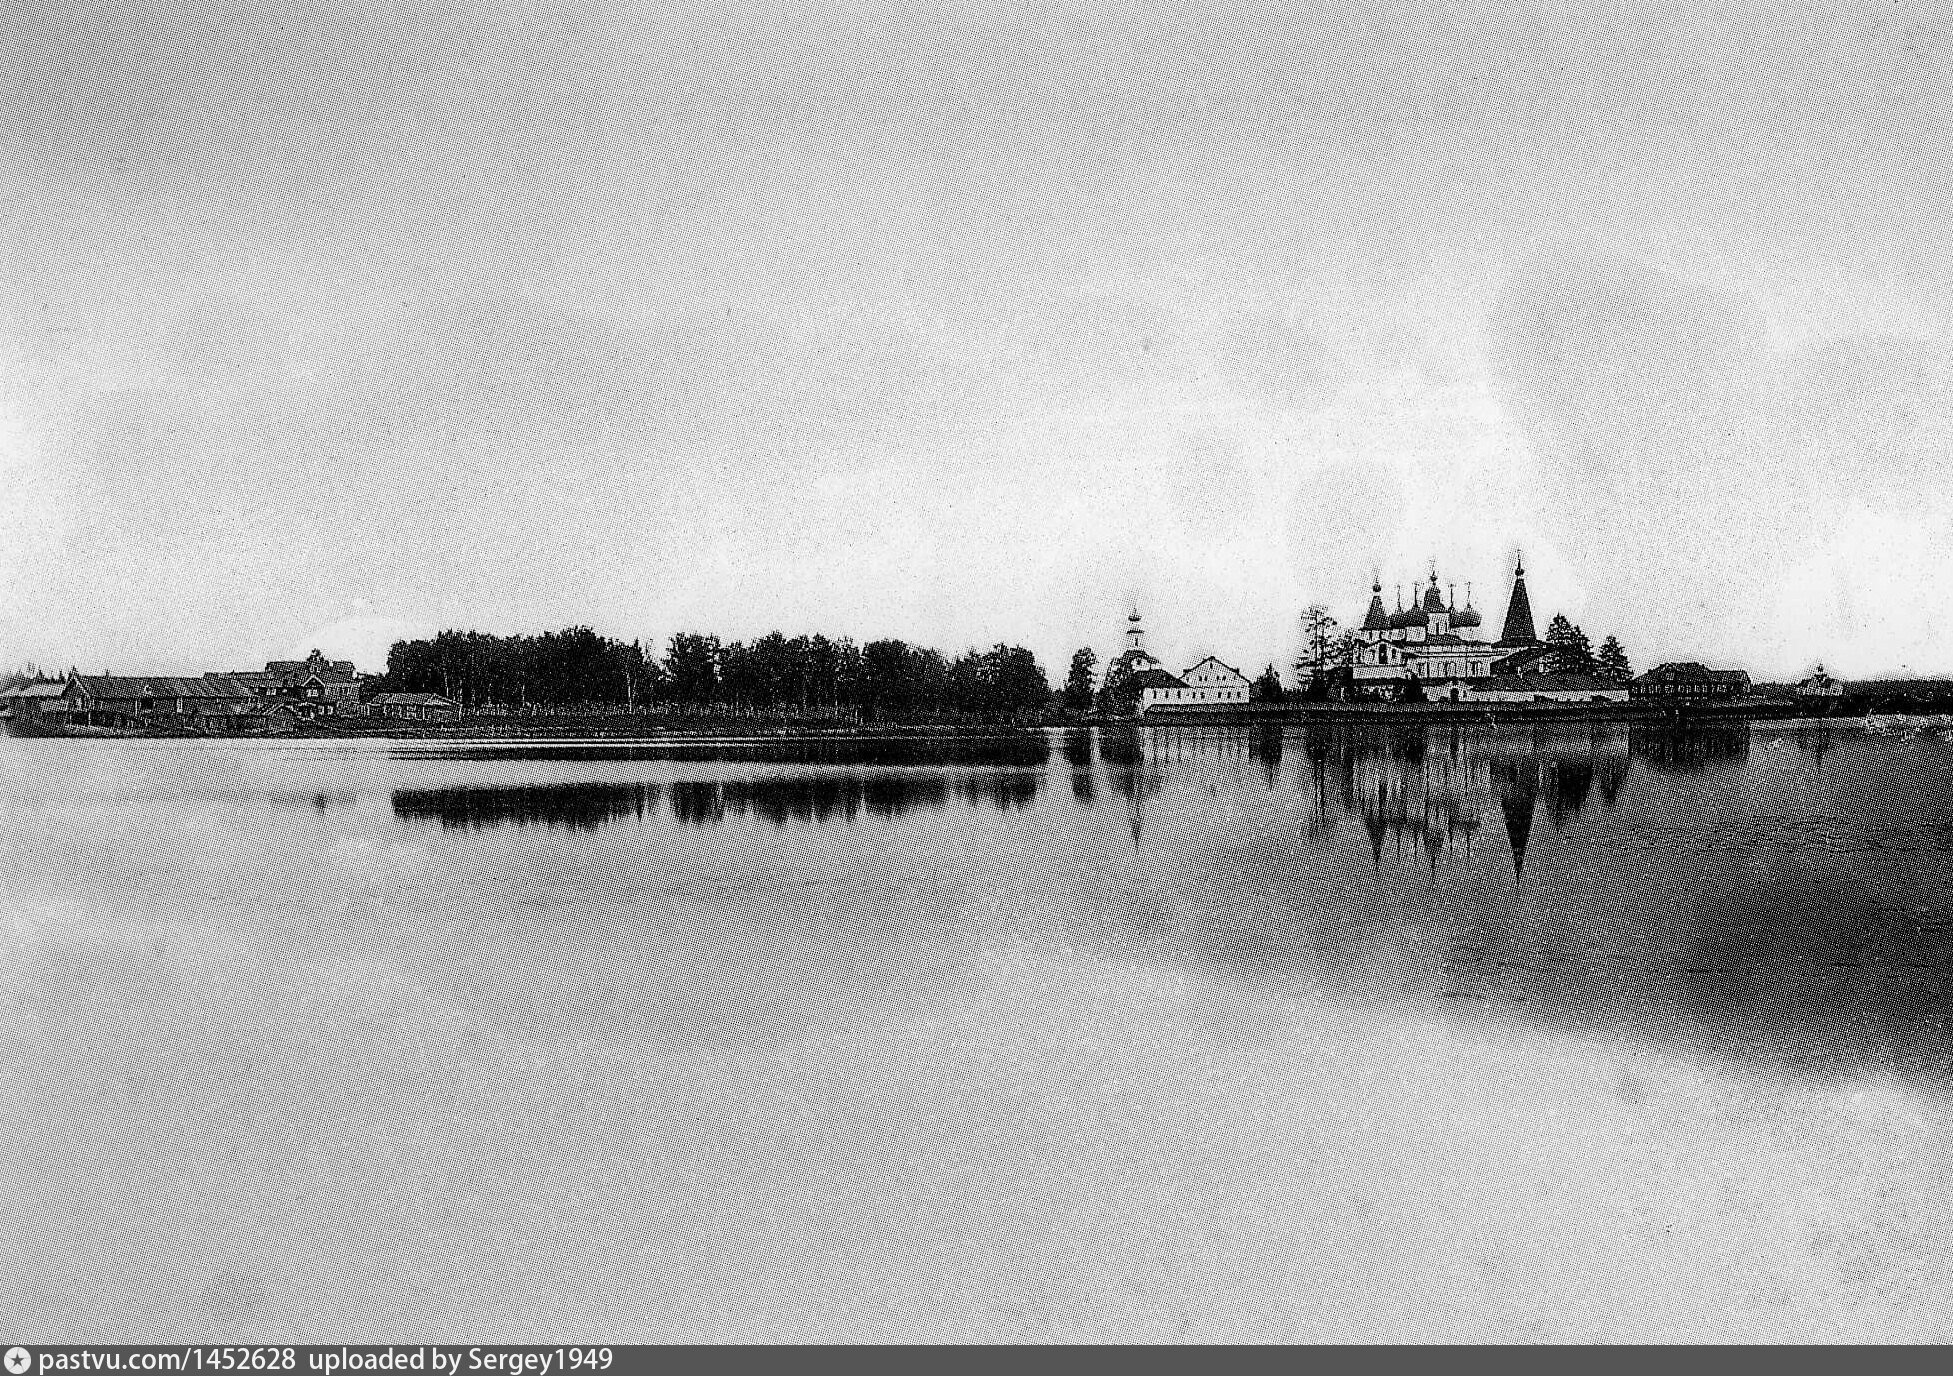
[1421,579,1447,612]
[1452,604,1483,630]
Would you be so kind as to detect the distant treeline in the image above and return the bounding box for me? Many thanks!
[1799,683,1953,715]
[372,627,1053,718]
[0,663,64,692]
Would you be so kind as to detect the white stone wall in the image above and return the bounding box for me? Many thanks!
[1141,683,1249,708]
[1460,685,1629,704]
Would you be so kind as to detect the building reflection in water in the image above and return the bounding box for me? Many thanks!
[1073,722,1653,878]
[1250,723,1284,790]
[1083,724,1290,849]
[1249,722,1746,880]
[1070,721,1953,1089]
[1070,721,1679,880]
[1282,725,1637,881]
[1097,726,1165,851]
[1628,723,1752,774]
[1061,720,1765,882]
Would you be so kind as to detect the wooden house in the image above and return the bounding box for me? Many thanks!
[369,692,460,722]
[0,681,66,722]
[1629,663,1753,701]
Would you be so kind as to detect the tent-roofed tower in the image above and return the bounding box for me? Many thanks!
[1362,578,1389,633]
[1499,554,1539,646]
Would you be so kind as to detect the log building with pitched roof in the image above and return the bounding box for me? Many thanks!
[217,650,363,715]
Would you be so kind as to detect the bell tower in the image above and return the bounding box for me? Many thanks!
[1499,553,1538,645]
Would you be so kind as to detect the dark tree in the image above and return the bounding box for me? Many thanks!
[1299,604,1339,672]
[832,637,863,716]
[947,649,986,713]
[664,632,722,709]
[988,644,1050,715]
[1544,615,1596,676]
[1063,647,1098,712]
[1596,635,1632,684]
[804,634,840,713]
[945,643,1050,716]
[859,639,919,717]
[1096,656,1134,713]
[1568,625,1596,675]
[621,638,660,710]
[1251,663,1285,703]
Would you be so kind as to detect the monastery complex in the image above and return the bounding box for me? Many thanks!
[1106,556,1653,712]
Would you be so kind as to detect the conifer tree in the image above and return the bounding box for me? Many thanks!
[1299,605,1338,670]
[1545,615,1597,675]
[1596,636,1632,684]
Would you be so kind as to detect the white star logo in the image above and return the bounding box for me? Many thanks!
[4,1348,31,1376]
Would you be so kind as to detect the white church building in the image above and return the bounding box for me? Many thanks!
[1146,654,1252,709]
[1103,611,1251,712]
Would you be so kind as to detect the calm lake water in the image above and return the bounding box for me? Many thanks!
[6,722,1953,1341]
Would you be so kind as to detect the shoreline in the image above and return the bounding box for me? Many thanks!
[6,699,1924,741]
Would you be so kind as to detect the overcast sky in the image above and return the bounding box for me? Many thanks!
[6,2,1953,680]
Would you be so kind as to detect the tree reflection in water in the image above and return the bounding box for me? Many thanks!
[394,769,1046,831]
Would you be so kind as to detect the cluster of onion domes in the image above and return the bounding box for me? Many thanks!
[1355,557,1537,646]
[1372,570,1478,631]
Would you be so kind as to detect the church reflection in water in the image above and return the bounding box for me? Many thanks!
[1084,721,1953,1090]
[1313,725,1640,879]
[1093,721,1753,880]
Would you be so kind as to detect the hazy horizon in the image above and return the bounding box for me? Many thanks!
[8,3,1953,681]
